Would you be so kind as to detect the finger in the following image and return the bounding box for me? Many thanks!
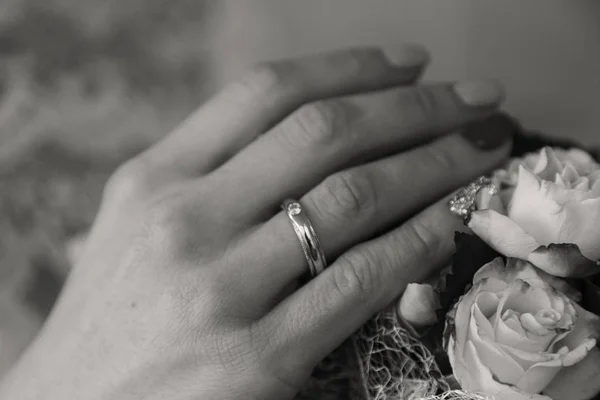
[143,45,430,176]
[213,79,505,220]
[230,114,514,301]
[258,194,464,377]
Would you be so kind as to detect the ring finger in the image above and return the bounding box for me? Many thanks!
[259,193,468,383]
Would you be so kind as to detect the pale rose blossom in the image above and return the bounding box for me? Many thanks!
[469,147,600,277]
[446,258,600,400]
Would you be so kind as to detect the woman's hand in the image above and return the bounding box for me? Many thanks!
[0,45,515,400]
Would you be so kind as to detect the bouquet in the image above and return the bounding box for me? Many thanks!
[298,116,600,400]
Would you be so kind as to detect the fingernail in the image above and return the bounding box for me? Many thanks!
[454,79,505,107]
[461,113,518,151]
[384,44,431,68]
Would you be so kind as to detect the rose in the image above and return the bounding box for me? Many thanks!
[396,262,583,328]
[446,258,600,400]
[469,146,600,278]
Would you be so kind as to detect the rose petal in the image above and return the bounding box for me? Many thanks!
[517,359,562,394]
[535,309,562,327]
[469,303,525,385]
[555,303,600,351]
[476,291,499,315]
[397,283,440,328]
[528,243,599,278]
[469,210,540,259]
[572,176,590,192]
[562,148,599,173]
[493,280,566,353]
[508,166,564,245]
[555,197,600,261]
[540,305,600,399]
[447,335,476,393]
[544,177,595,203]
[537,275,582,303]
[476,190,507,215]
[561,163,581,186]
[499,187,515,206]
[542,346,600,400]
[500,344,564,371]
[472,294,498,342]
[503,312,526,336]
[509,165,600,263]
[520,313,553,337]
[560,338,597,367]
[475,258,548,287]
[446,278,507,384]
[450,280,489,357]
[473,258,579,299]
[515,339,595,395]
[523,259,582,301]
[473,257,510,285]
[500,280,553,316]
[495,311,544,353]
[463,340,551,399]
[535,147,564,181]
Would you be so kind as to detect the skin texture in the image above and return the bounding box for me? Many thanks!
[0,45,513,400]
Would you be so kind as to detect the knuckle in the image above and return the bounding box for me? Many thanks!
[403,217,440,258]
[333,250,381,302]
[333,47,379,76]
[287,100,347,148]
[147,199,184,239]
[312,171,376,223]
[104,157,153,202]
[405,86,441,121]
[421,144,457,173]
[238,62,288,97]
[144,198,196,260]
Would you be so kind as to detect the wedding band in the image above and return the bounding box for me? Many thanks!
[282,199,327,278]
[449,176,498,222]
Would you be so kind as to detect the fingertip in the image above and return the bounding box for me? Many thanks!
[453,78,506,108]
[383,43,431,69]
[460,113,518,152]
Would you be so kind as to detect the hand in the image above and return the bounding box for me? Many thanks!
[0,45,514,400]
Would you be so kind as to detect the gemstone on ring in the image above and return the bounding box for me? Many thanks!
[282,198,327,279]
[287,202,302,216]
[449,176,498,222]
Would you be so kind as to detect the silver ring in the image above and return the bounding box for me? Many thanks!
[282,199,327,278]
[448,176,498,223]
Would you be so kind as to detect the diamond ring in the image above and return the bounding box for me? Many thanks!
[282,199,327,279]
[449,176,498,223]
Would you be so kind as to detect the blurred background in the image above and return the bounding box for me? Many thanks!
[0,0,599,378]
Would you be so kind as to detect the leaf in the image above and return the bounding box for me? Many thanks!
[542,345,600,400]
[584,278,600,316]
